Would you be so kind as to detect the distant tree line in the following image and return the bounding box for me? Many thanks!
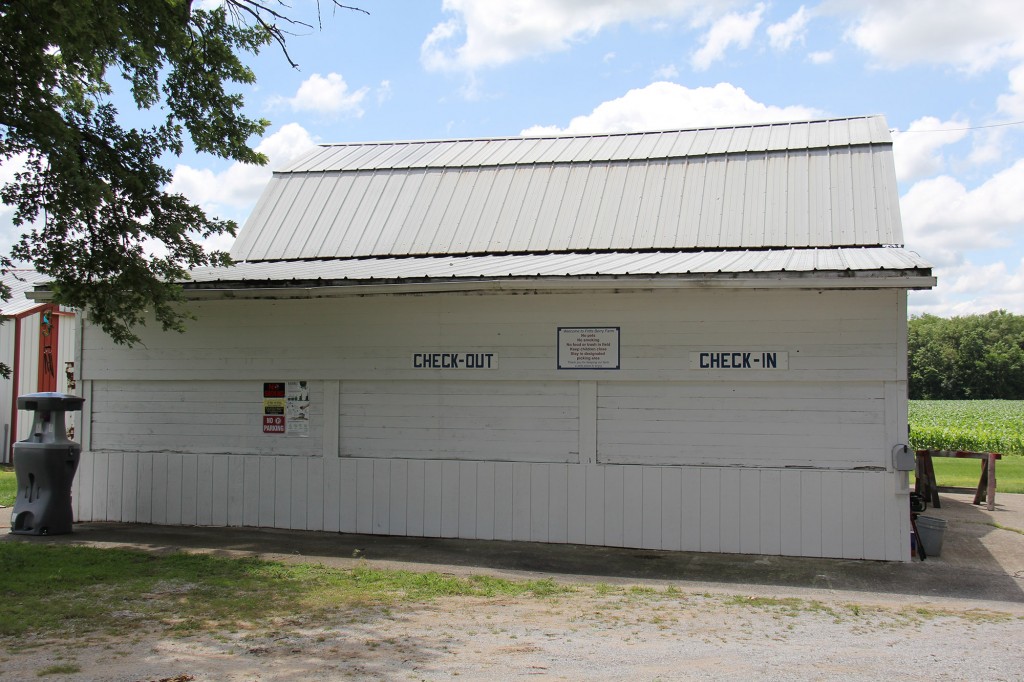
[908,311,1024,399]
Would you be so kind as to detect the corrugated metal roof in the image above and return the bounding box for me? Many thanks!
[232,148,904,260]
[188,248,931,287]
[276,116,892,173]
[1,270,49,316]
[230,115,914,270]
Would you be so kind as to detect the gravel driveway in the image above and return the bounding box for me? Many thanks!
[1,584,1021,681]
[2,491,1022,681]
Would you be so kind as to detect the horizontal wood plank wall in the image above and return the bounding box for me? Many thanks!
[79,289,900,384]
[89,380,323,457]
[339,380,579,462]
[72,453,908,561]
[597,381,885,468]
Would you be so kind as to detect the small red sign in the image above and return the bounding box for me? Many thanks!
[263,415,286,434]
[263,382,286,398]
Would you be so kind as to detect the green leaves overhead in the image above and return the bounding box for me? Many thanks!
[0,0,279,346]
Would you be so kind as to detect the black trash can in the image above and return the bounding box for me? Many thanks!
[10,392,85,536]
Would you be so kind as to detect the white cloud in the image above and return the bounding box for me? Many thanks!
[891,116,969,182]
[654,64,680,79]
[767,5,809,52]
[901,159,1024,267]
[845,0,1024,72]
[169,123,317,220]
[807,50,833,64]
[0,153,34,259]
[2,126,312,262]
[274,73,368,116]
[690,3,764,71]
[2,126,316,252]
[909,258,1024,316]
[422,18,464,71]
[520,81,821,136]
[377,80,393,105]
[996,63,1024,117]
[0,152,27,213]
[967,127,1008,167]
[421,0,732,72]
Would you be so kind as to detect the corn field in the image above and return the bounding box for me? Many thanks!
[909,400,1024,456]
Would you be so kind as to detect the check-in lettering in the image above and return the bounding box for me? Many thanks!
[690,351,788,370]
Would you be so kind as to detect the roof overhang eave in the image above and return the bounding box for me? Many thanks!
[178,269,936,301]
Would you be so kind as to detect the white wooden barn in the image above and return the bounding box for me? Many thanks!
[70,115,935,561]
[1,269,76,463]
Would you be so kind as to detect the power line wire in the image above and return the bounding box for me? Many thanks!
[892,119,1024,133]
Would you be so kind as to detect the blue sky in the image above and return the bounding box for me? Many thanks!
[5,0,1024,317]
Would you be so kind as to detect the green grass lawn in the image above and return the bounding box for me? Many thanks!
[0,543,565,638]
[926,456,1024,494]
[0,466,14,507]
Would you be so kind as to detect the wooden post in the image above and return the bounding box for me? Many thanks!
[922,453,940,508]
[987,453,996,512]
[974,458,988,506]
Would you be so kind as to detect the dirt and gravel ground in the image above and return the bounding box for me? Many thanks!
[1,590,1020,681]
[2,491,1022,681]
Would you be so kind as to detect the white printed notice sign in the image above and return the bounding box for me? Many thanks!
[557,327,620,369]
[262,381,310,436]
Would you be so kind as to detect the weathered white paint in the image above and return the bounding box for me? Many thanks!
[340,380,579,462]
[89,380,323,457]
[597,382,886,468]
[80,289,902,383]
[71,453,905,560]
[75,287,912,561]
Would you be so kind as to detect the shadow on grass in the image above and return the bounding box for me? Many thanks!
[7,514,1022,607]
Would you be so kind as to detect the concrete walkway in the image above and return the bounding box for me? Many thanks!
[5,491,1024,613]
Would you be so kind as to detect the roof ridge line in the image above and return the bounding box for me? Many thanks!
[313,114,886,148]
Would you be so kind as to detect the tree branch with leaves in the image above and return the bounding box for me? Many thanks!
[0,0,363,372]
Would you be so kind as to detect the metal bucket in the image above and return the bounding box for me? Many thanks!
[916,515,947,557]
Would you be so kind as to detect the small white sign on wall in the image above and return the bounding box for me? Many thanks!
[558,327,620,370]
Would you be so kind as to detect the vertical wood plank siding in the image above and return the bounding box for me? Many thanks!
[72,453,906,560]
[74,288,911,561]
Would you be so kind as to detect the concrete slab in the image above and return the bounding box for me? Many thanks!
[4,491,1023,613]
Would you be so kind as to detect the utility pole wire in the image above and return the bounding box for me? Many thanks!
[891,120,1024,134]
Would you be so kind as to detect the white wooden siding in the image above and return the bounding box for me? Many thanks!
[76,287,910,561]
[597,381,886,468]
[339,380,579,462]
[72,452,909,561]
[80,288,900,384]
[89,380,323,457]
[14,313,41,441]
